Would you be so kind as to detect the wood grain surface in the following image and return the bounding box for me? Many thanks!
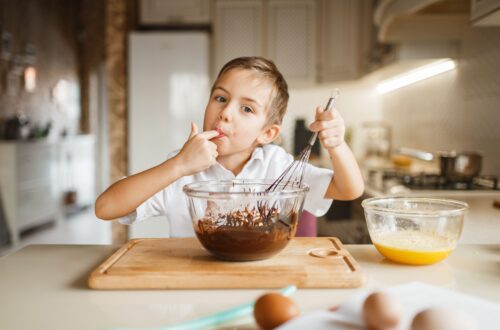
[88,237,365,289]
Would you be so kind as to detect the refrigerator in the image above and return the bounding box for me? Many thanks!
[128,32,210,238]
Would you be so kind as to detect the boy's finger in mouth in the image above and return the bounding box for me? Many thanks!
[199,130,220,140]
[212,128,226,139]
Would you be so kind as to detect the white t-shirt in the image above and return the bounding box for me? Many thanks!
[120,144,333,237]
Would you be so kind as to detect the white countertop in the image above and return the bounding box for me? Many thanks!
[363,183,500,245]
[1,243,499,329]
[364,183,500,198]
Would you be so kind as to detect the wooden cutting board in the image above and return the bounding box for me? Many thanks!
[88,237,364,289]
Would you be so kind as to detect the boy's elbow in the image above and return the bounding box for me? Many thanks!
[343,183,365,201]
[352,182,365,200]
[351,181,365,200]
[351,188,364,200]
[95,198,114,221]
[94,203,106,220]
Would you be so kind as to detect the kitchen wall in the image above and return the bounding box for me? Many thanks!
[285,25,500,178]
[0,0,106,137]
[381,26,500,176]
[0,0,80,137]
[283,83,383,161]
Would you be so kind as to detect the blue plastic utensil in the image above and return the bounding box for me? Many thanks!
[111,285,297,330]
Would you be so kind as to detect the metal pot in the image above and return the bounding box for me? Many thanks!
[395,148,483,182]
[438,151,482,182]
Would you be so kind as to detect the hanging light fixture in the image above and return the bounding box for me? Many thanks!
[23,43,37,92]
[24,65,37,92]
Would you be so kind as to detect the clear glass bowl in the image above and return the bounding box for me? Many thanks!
[183,180,309,261]
[362,197,468,265]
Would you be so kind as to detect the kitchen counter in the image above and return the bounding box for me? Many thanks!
[363,182,500,244]
[1,243,499,329]
[364,182,500,198]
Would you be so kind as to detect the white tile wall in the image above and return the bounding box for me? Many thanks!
[382,27,500,176]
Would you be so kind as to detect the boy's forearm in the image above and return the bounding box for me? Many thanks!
[324,143,364,200]
[95,156,185,220]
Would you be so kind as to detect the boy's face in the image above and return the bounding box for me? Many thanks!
[203,68,280,158]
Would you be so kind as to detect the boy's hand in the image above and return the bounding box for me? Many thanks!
[175,122,219,176]
[309,105,346,151]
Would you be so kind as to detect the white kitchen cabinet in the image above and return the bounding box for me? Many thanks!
[213,0,264,74]
[0,136,96,246]
[267,0,316,84]
[59,135,96,209]
[0,141,61,245]
[213,0,316,85]
[139,0,211,25]
[318,0,372,82]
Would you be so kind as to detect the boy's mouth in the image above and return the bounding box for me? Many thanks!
[214,128,226,139]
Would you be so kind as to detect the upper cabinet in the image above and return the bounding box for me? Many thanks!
[139,0,373,84]
[213,0,264,74]
[139,0,211,25]
[367,0,470,76]
[318,0,373,82]
[213,0,316,85]
[374,0,470,42]
[266,0,316,85]
[471,0,500,26]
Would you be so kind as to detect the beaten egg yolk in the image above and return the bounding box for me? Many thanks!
[372,231,454,265]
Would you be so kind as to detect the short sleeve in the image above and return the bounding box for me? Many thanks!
[118,186,168,225]
[301,164,333,217]
[118,150,181,225]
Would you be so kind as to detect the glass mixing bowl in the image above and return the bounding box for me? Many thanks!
[362,197,468,265]
[183,180,309,261]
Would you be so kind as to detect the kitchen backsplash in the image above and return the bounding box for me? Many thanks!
[288,26,500,177]
[0,0,81,139]
[284,83,383,162]
[382,27,500,176]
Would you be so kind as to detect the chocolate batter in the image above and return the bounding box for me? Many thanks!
[195,205,298,261]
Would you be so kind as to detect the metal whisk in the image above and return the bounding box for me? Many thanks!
[266,89,340,192]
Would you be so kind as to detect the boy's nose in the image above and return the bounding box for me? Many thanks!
[219,104,233,122]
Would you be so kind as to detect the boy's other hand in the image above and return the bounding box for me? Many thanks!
[309,105,346,150]
[176,122,219,176]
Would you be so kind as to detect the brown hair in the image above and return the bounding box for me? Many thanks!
[212,57,289,125]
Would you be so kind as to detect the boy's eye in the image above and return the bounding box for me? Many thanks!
[242,106,254,113]
[215,95,227,103]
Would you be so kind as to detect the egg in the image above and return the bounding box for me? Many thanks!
[253,293,300,330]
[411,307,478,330]
[362,292,403,330]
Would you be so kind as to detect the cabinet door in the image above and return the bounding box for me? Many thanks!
[318,0,368,82]
[213,0,264,75]
[16,143,60,229]
[139,0,210,24]
[471,0,500,25]
[471,0,500,20]
[17,183,59,229]
[267,0,316,85]
[60,137,96,207]
[17,143,58,186]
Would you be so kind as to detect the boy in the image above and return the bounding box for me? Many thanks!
[95,57,364,236]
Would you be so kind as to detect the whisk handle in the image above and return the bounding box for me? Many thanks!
[307,96,336,146]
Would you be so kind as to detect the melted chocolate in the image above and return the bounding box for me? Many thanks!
[195,206,298,261]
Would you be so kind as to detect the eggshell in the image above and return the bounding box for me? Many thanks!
[253,293,300,330]
[362,292,403,330]
[411,307,478,330]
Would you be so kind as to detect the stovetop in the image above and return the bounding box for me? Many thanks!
[385,172,499,191]
[367,169,500,195]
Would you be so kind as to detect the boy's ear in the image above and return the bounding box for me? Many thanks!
[257,124,281,145]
